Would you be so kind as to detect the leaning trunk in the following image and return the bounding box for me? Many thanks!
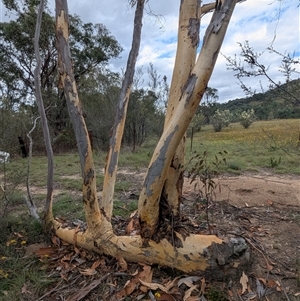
[161,0,200,222]
[55,0,102,230]
[138,0,238,240]
[33,0,54,225]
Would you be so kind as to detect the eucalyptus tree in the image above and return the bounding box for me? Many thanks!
[35,0,249,274]
[124,88,161,151]
[0,0,122,150]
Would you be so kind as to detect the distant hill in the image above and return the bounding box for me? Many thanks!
[217,78,300,120]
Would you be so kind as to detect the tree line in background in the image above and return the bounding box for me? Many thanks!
[191,78,300,133]
[1,1,299,156]
[191,40,300,132]
[0,1,167,155]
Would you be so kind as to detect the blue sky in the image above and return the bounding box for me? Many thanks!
[1,0,299,103]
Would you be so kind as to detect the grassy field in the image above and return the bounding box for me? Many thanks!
[0,118,299,300]
[1,119,299,215]
[189,119,300,174]
[1,118,299,213]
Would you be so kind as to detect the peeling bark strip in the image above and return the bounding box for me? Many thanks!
[203,0,234,45]
[182,74,198,106]
[55,0,101,229]
[144,127,178,197]
[188,18,200,47]
[101,0,145,219]
[107,150,119,175]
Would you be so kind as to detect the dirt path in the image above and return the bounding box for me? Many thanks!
[183,172,300,207]
[7,170,298,208]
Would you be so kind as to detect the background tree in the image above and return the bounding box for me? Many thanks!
[124,89,162,151]
[199,87,219,124]
[240,109,256,129]
[0,0,122,153]
[189,111,206,134]
[80,68,122,149]
[147,62,170,112]
[122,63,168,151]
[210,109,232,132]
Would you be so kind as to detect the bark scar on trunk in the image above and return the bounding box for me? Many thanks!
[182,74,197,106]
[188,18,200,47]
[143,127,178,197]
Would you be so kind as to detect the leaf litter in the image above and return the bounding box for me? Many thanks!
[2,172,300,300]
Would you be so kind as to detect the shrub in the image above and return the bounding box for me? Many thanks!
[210,109,232,132]
[240,109,256,129]
[189,112,206,133]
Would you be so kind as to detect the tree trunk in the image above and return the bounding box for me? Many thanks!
[33,0,54,224]
[138,0,238,240]
[53,219,249,276]
[55,0,102,230]
[161,0,200,223]
[101,0,145,219]
[25,116,41,221]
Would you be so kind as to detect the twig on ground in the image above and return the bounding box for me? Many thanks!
[270,271,291,301]
[36,279,64,301]
[66,273,111,301]
[244,237,273,276]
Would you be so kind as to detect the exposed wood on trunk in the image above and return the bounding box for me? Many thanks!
[161,0,200,222]
[138,0,237,240]
[55,0,102,229]
[101,0,145,220]
[33,0,54,224]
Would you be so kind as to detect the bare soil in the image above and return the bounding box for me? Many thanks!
[181,172,300,300]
